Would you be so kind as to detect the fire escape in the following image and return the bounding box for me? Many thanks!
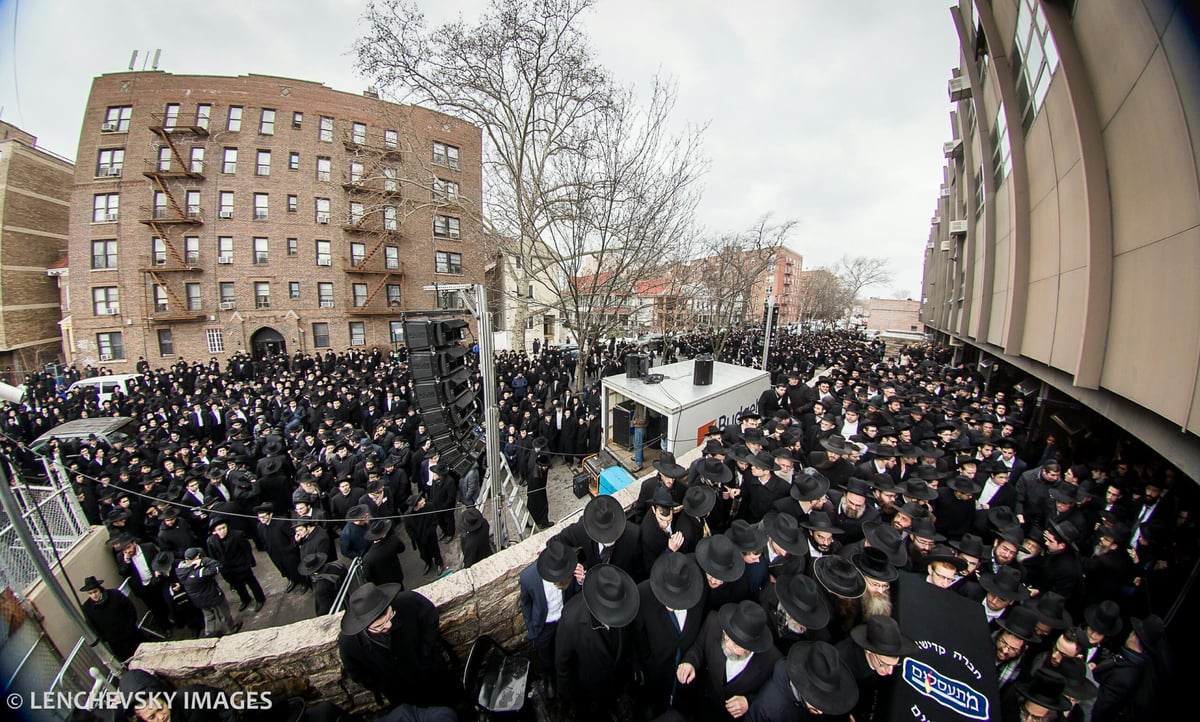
[138,111,206,323]
[342,128,405,315]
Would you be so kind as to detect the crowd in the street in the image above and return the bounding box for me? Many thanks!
[1,327,1193,722]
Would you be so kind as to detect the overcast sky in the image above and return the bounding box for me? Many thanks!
[0,0,960,299]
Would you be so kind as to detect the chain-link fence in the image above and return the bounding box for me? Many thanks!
[0,459,91,601]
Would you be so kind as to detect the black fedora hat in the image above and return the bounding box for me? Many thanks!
[1047,519,1082,549]
[582,563,639,628]
[862,521,908,567]
[776,573,831,630]
[79,576,105,592]
[1029,591,1073,629]
[1131,614,1165,652]
[364,518,393,541]
[994,522,1026,548]
[702,439,729,456]
[696,457,732,485]
[867,442,900,458]
[850,615,918,657]
[922,544,967,572]
[649,552,704,610]
[979,565,1030,602]
[1049,483,1079,504]
[997,605,1041,643]
[898,478,938,501]
[948,475,983,496]
[819,435,857,456]
[341,582,403,635]
[582,495,627,544]
[719,600,775,653]
[682,484,716,518]
[652,452,687,479]
[791,471,831,502]
[253,502,275,515]
[746,450,780,472]
[695,535,745,582]
[462,507,486,533]
[741,427,767,445]
[841,477,875,498]
[813,555,866,599]
[909,517,946,543]
[988,505,1020,530]
[298,552,328,576]
[261,456,284,476]
[536,540,576,585]
[949,533,985,560]
[787,642,859,715]
[1015,668,1071,712]
[727,444,752,464]
[800,511,843,535]
[894,501,930,521]
[763,512,809,556]
[1058,657,1098,702]
[913,465,953,482]
[347,504,371,521]
[150,551,175,575]
[726,520,767,553]
[261,440,284,456]
[851,547,898,583]
[649,486,677,511]
[1084,600,1123,638]
[532,436,549,451]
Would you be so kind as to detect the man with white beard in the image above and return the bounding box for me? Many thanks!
[851,548,897,621]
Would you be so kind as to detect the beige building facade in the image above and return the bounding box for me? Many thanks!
[922,1,1200,478]
[865,297,922,334]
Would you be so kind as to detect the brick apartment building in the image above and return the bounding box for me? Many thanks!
[66,72,484,367]
[749,246,804,326]
[864,297,922,333]
[0,121,73,378]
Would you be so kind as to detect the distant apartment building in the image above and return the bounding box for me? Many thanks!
[865,297,923,334]
[0,121,72,377]
[66,72,484,366]
[749,246,804,326]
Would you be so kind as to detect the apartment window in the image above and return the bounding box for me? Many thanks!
[219,282,235,305]
[103,106,132,133]
[157,146,172,172]
[92,194,119,223]
[383,129,398,150]
[348,321,366,346]
[152,191,169,219]
[289,281,301,299]
[227,106,243,132]
[254,281,271,309]
[315,198,331,224]
[92,286,120,315]
[1012,0,1059,134]
[97,332,125,361]
[383,206,398,231]
[389,321,404,344]
[163,104,180,129]
[185,190,201,218]
[318,282,334,307]
[528,283,535,299]
[287,194,298,213]
[349,201,364,225]
[352,283,368,307]
[349,161,364,185]
[974,165,986,219]
[383,167,398,192]
[312,322,330,348]
[222,147,237,174]
[289,152,300,170]
[253,237,269,264]
[351,122,367,145]
[157,329,174,357]
[316,157,331,182]
[256,150,271,176]
[435,251,463,274]
[990,104,1012,187]
[433,215,461,239]
[253,193,269,220]
[206,328,225,354]
[439,290,462,309]
[195,104,211,130]
[185,236,200,264]
[91,240,118,269]
[386,284,402,307]
[96,149,124,177]
[384,245,399,270]
[260,108,276,135]
[219,192,234,218]
[433,141,460,169]
[292,112,303,129]
[315,239,332,265]
[287,237,298,256]
[350,242,366,265]
[218,236,234,262]
[189,146,205,173]
[150,236,167,266]
[153,284,170,313]
[186,283,202,311]
[319,116,334,142]
[434,178,459,200]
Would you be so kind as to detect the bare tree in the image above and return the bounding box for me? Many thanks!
[891,288,912,300]
[797,268,846,326]
[835,255,894,318]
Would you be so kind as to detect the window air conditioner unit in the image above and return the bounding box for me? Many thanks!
[101,122,117,132]
[316,214,330,224]
[943,139,963,158]
[218,254,234,264]
[317,257,332,266]
[219,301,236,310]
[254,212,268,220]
[939,186,951,197]
[106,213,119,222]
[219,210,233,219]
[931,216,942,224]
[99,354,113,361]
[320,300,334,308]
[153,257,167,266]
[940,240,952,251]
[948,76,972,102]
[105,307,119,315]
[949,220,968,235]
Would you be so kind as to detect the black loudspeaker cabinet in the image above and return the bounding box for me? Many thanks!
[612,401,633,449]
[694,355,714,386]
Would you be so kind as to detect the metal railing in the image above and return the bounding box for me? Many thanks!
[0,459,91,599]
[328,556,365,616]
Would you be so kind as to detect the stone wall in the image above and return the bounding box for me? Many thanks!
[128,461,656,709]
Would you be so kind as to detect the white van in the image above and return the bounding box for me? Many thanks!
[66,374,143,405]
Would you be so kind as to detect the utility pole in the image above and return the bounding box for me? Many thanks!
[761,295,775,370]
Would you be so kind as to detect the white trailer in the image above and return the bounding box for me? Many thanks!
[601,358,770,471]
